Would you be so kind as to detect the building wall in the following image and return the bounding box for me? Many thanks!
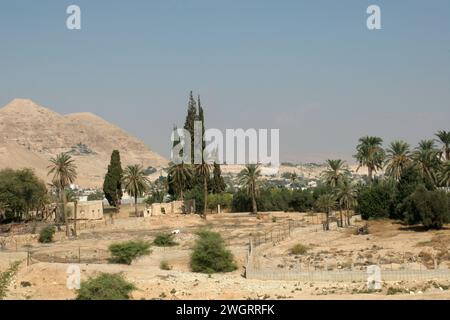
[144,200,192,217]
[67,200,103,220]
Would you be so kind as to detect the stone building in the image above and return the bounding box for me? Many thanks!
[66,200,104,220]
[144,200,195,217]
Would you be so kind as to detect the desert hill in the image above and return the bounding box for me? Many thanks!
[0,99,168,188]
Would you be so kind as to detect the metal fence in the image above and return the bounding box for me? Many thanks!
[246,267,450,282]
[245,222,450,283]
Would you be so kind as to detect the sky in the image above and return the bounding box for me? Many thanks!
[0,0,449,163]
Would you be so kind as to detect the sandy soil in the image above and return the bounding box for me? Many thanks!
[1,213,450,300]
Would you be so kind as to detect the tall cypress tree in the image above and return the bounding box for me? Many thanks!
[211,162,226,194]
[183,91,197,164]
[168,125,179,198]
[197,95,206,153]
[103,150,123,208]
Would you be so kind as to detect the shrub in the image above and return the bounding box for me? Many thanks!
[387,287,407,295]
[0,261,20,300]
[402,186,450,229]
[108,240,151,265]
[356,223,370,235]
[290,244,308,255]
[160,260,172,270]
[76,273,135,300]
[38,226,55,243]
[153,233,178,247]
[190,230,237,274]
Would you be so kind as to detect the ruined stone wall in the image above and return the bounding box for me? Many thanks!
[67,201,103,220]
[143,200,188,217]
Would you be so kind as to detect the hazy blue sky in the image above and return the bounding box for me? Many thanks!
[1,0,449,163]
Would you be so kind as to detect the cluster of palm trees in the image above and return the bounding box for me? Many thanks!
[319,160,356,230]
[167,161,211,218]
[168,162,263,217]
[317,129,450,231]
[48,152,149,237]
[359,130,450,186]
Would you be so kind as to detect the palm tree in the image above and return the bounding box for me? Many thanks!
[195,162,211,218]
[322,159,349,188]
[289,172,298,189]
[439,161,450,188]
[412,140,440,186]
[47,153,77,236]
[435,130,450,161]
[168,162,193,200]
[123,164,150,217]
[238,164,262,215]
[315,194,336,231]
[354,136,385,182]
[385,140,412,181]
[335,179,357,226]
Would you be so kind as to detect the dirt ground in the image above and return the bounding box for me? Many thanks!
[1,212,450,300]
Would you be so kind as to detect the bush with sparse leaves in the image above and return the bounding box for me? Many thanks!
[38,226,55,243]
[0,261,20,300]
[190,230,237,274]
[290,244,308,255]
[76,273,135,300]
[108,240,151,265]
[153,233,178,247]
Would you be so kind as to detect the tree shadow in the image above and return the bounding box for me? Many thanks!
[396,222,450,232]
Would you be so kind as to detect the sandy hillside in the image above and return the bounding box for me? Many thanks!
[0,99,168,187]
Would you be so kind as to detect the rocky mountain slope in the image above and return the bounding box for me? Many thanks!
[0,99,168,187]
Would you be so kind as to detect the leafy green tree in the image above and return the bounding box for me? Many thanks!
[354,136,385,182]
[207,193,233,213]
[122,164,149,217]
[356,182,394,220]
[289,189,314,212]
[231,190,252,212]
[185,186,204,214]
[0,169,48,222]
[315,194,336,231]
[48,153,77,236]
[435,130,450,161]
[322,159,349,188]
[238,164,262,214]
[385,140,412,181]
[103,150,123,209]
[402,186,450,229]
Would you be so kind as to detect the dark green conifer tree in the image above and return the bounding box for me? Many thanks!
[103,150,123,208]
